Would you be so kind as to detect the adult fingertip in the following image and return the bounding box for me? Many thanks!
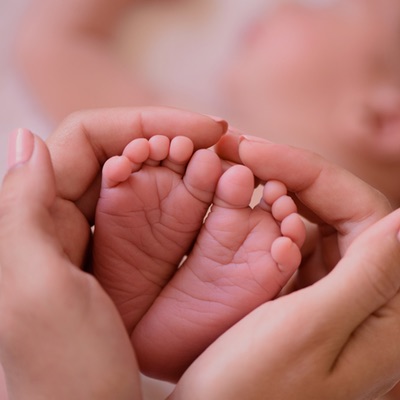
[214,134,242,163]
[214,119,229,134]
[319,209,400,334]
[239,134,271,144]
[7,128,34,170]
[238,135,271,163]
[203,114,229,133]
[2,132,56,208]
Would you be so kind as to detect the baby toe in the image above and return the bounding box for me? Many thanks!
[102,156,133,188]
[122,138,150,165]
[213,165,254,209]
[264,180,287,205]
[271,236,302,273]
[281,213,306,248]
[183,149,222,203]
[147,135,170,165]
[162,136,194,174]
[271,195,298,222]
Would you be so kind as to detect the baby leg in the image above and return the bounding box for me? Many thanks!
[133,165,305,381]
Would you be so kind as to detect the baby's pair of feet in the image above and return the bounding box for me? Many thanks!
[93,135,305,381]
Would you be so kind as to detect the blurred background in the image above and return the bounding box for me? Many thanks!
[0,0,52,177]
[0,0,268,179]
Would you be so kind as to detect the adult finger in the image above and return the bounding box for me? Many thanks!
[0,129,68,280]
[302,208,400,340]
[300,209,400,398]
[215,132,241,164]
[0,130,142,400]
[220,135,392,250]
[0,129,69,362]
[47,107,227,202]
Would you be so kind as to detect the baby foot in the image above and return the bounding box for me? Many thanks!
[93,135,223,332]
[132,166,305,381]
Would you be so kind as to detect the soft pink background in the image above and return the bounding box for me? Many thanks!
[0,0,52,179]
[0,0,269,178]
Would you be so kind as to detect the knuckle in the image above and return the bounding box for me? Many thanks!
[60,109,87,130]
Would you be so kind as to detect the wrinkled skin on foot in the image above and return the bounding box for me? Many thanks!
[94,136,304,381]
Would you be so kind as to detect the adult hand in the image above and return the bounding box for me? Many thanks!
[45,107,227,267]
[171,136,400,399]
[0,130,142,400]
[172,208,400,400]
[216,134,392,289]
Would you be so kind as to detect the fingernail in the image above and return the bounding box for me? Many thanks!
[240,135,271,144]
[217,119,229,133]
[7,128,34,169]
[204,114,229,133]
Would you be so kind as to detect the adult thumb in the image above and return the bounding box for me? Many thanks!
[313,208,400,398]
[0,129,65,280]
[310,208,400,347]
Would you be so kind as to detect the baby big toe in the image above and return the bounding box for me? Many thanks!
[102,156,133,188]
[213,165,254,209]
[122,138,150,165]
[183,149,223,203]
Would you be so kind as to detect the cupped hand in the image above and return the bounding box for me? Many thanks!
[216,134,392,289]
[46,107,227,267]
[0,130,142,400]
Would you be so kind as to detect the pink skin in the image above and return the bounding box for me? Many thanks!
[93,136,305,381]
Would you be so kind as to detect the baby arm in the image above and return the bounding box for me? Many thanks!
[14,0,151,122]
